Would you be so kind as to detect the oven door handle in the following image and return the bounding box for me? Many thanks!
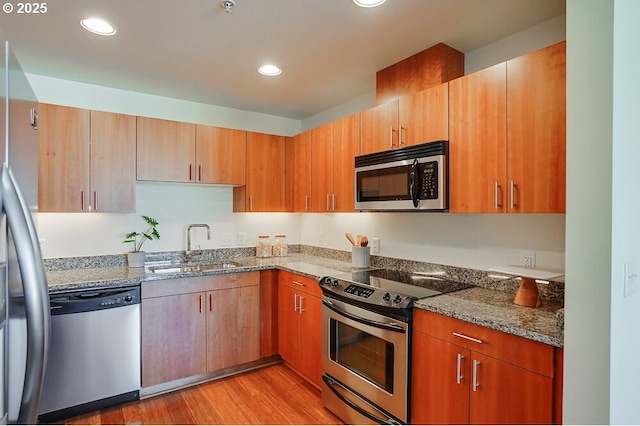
[323,299,406,333]
[322,375,400,425]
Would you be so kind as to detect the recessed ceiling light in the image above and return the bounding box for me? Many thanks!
[353,0,386,7]
[80,18,117,36]
[258,64,282,76]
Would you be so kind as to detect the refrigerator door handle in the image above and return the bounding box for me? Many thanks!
[2,164,50,425]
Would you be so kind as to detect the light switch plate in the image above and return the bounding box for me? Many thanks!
[371,238,380,254]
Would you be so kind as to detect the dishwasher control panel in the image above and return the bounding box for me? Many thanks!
[49,286,140,315]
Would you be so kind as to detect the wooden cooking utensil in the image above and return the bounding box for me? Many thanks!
[345,232,356,246]
[360,236,368,247]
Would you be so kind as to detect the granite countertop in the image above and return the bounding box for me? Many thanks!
[415,287,564,347]
[45,252,563,348]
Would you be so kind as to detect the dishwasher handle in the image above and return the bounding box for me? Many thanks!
[50,286,140,315]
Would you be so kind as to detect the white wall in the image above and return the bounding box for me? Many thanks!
[564,1,640,424]
[608,1,640,423]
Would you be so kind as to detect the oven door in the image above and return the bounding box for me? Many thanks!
[322,297,408,424]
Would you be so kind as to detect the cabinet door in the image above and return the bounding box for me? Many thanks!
[195,125,246,185]
[332,113,360,212]
[286,131,312,212]
[469,352,553,425]
[38,104,90,212]
[136,116,196,182]
[361,101,398,155]
[207,285,260,372]
[298,292,322,387]
[89,111,136,212]
[449,63,507,213]
[236,131,285,212]
[141,292,207,388]
[412,332,470,425]
[277,283,300,366]
[310,122,334,212]
[398,82,449,146]
[506,41,566,213]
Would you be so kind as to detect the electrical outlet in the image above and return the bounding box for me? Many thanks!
[521,252,536,268]
[371,238,380,254]
[237,232,246,244]
[624,263,638,297]
[38,239,46,256]
[221,233,233,246]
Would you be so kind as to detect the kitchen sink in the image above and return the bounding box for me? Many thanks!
[146,261,238,274]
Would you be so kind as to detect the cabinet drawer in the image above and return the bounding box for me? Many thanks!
[414,309,554,377]
[278,270,323,297]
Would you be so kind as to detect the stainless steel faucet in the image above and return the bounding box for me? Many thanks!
[186,224,211,258]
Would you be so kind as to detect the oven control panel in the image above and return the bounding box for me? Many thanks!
[320,276,411,309]
[344,284,374,298]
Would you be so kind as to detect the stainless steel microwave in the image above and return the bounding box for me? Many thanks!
[354,140,448,211]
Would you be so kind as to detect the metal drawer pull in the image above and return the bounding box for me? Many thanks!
[473,360,480,391]
[456,353,464,384]
[299,295,305,313]
[453,332,483,344]
[494,181,501,209]
[510,180,516,209]
[294,294,299,312]
[292,280,306,287]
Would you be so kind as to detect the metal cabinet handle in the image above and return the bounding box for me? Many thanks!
[292,280,306,287]
[456,353,465,384]
[399,125,405,146]
[305,195,309,211]
[299,295,305,313]
[326,193,330,211]
[453,332,483,344]
[332,193,336,211]
[199,294,203,313]
[294,293,299,312]
[189,164,193,181]
[81,190,85,211]
[198,164,202,181]
[389,126,397,147]
[249,195,253,211]
[494,181,501,210]
[209,293,212,311]
[473,360,480,391]
[93,191,98,211]
[510,180,516,209]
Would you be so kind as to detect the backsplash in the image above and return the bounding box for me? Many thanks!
[44,244,564,304]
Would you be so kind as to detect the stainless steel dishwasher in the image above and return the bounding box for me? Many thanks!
[38,286,141,423]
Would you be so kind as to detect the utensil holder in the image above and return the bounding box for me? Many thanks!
[352,246,370,268]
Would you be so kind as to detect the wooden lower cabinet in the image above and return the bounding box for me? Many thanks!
[277,271,323,388]
[141,273,260,388]
[411,309,556,425]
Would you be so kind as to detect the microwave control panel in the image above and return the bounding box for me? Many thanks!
[421,161,438,199]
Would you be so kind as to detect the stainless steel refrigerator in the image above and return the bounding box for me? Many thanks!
[0,28,50,425]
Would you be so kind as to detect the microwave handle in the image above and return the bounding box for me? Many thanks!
[409,159,420,208]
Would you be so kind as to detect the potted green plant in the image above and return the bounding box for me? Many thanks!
[123,215,160,267]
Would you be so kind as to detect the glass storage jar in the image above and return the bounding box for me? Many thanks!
[273,234,288,257]
[256,235,271,258]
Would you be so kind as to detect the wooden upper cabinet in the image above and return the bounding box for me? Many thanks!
[38,104,90,212]
[398,82,449,146]
[449,63,507,213]
[361,83,449,155]
[234,131,286,212]
[449,41,566,214]
[332,113,360,212]
[361,101,398,155]
[38,104,135,213]
[90,111,136,212]
[136,116,196,183]
[195,125,246,185]
[285,131,312,212]
[310,122,334,212]
[506,41,566,213]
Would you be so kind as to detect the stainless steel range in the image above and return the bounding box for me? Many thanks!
[319,269,469,425]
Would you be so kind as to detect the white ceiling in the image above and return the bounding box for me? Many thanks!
[0,0,565,120]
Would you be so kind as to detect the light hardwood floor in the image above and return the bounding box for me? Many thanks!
[63,364,342,425]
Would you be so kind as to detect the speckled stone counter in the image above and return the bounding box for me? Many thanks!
[44,246,564,347]
[415,287,564,347]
